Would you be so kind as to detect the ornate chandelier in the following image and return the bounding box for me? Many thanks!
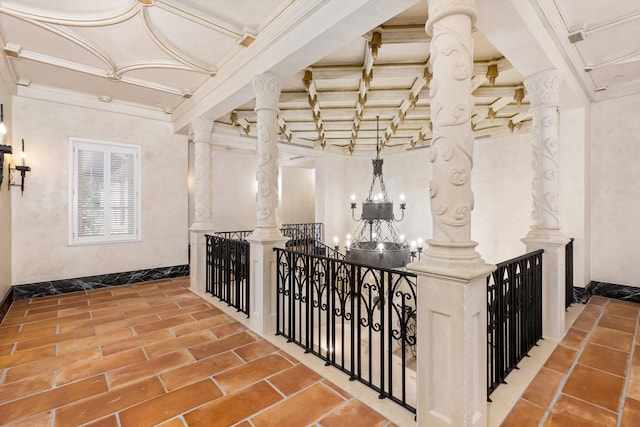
[345,117,410,269]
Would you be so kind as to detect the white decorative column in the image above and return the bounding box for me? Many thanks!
[247,72,288,334]
[408,1,494,426]
[521,69,570,339]
[189,119,214,293]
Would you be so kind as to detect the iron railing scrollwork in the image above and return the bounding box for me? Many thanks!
[275,247,417,413]
[205,234,250,316]
[486,249,543,399]
[565,238,574,309]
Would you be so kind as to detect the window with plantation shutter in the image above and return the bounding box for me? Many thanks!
[71,139,141,244]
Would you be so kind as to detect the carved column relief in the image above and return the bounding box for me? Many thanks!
[524,69,561,234]
[191,118,214,229]
[252,73,282,237]
[425,0,481,263]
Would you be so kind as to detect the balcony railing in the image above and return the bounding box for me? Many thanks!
[205,234,250,316]
[487,249,544,398]
[565,238,575,309]
[274,247,418,413]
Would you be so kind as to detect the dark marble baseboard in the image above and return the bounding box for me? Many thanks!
[573,286,592,304]
[12,264,190,301]
[587,281,640,304]
[0,288,13,323]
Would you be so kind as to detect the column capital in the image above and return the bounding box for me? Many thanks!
[426,0,476,36]
[524,69,560,109]
[252,73,282,113]
[190,118,214,144]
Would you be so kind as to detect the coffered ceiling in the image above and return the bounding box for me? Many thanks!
[0,0,637,155]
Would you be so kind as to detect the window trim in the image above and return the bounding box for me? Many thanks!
[69,137,141,245]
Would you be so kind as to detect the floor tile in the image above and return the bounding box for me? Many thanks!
[563,364,624,412]
[215,353,293,393]
[234,339,280,362]
[269,363,322,396]
[0,372,54,405]
[0,345,57,369]
[4,347,101,383]
[588,296,609,306]
[604,302,640,320]
[57,347,148,385]
[0,280,394,427]
[144,330,216,359]
[14,327,95,352]
[171,314,232,337]
[560,328,588,349]
[55,377,165,426]
[578,343,629,376]
[543,344,579,374]
[160,351,243,391]
[621,397,640,427]
[189,332,257,360]
[0,375,108,425]
[211,321,248,338]
[590,326,634,352]
[318,400,387,427]
[544,393,617,427]
[499,399,545,427]
[183,381,282,426]
[251,383,345,427]
[101,329,173,356]
[570,314,599,332]
[598,314,637,334]
[118,379,222,427]
[521,367,565,408]
[83,415,120,427]
[108,350,194,388]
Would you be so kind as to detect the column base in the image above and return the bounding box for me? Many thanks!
[248,226,285,242]
[189,229,215,293]
[409,264,494,427]
[522,233,571,340]
[246,235,289,335]
[409,239,495,281]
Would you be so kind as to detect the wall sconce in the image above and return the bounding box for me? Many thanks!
[0,143,11,188]
[8,138,31,195]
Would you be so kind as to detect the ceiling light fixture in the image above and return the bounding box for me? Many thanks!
[345,116,410,269]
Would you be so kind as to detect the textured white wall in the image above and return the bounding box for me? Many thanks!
[10,97,188,284]
[472,134,531,264]
[591,93,640,287]
[281,166,315,225]
[0,91,12,296]
[210,147,257,232]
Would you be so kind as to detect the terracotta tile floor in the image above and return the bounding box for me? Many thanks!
[501,296,640,427]
[0,277,397,427]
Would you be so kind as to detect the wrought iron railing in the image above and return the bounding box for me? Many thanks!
[565,238,574,309]
[206,234,250,316]
[275,247,417,413]
[487,249,543,399]
[214,230,253,241]
[280,222,323,244]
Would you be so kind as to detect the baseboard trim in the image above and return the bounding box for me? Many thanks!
[12,264,190,301]
[0,287,13,323]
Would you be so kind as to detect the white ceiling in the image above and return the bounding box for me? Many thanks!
[533,0,640,101]
[0,0,637,154]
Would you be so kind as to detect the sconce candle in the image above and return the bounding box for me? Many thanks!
[8,138,31,195]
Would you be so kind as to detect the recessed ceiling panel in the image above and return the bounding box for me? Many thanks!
[145,6,238,69]
[553,0,639,30]
[170,0,292,31]
[125,67,208,92]
[72,15,175,67]
[2,0,132,16]
[0,14,107,69]
[376,42,429,64]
